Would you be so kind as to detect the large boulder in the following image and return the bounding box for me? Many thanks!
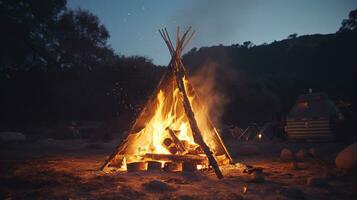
[280,148,293,162]
[335,143,357,170]
[0,132,26,142]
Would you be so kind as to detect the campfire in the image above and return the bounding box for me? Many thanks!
[101,27,232,178]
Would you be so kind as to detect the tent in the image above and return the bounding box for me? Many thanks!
[286,92,343,141]
[101,27,232,178]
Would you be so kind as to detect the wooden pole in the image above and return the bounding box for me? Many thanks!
[172,48,223,178]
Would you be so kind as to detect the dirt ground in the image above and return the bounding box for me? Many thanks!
[0,139,356,200]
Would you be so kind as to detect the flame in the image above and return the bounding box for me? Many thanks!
[121,74,224,165]
[135,78,197,155]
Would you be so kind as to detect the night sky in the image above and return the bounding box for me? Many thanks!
[68,0,357,65]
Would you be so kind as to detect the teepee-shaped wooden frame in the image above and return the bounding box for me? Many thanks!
[101,27,232,179]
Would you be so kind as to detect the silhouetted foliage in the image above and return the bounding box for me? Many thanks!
[338,9,357,33]
[0,0,165,131]
[0,1,356,135]
[288,33,298,39]
[56,8,113,69]
[0,0,67,70]
[183,28,357,126]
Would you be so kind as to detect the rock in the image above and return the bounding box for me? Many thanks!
[142,180,173,192]
[281,187,305,199]
[0,132,26,142]
[236,145,260,156]
[307,176,328,187]
[280,148,293,162]
[335,143,357,170]
[308,147,319,157]
[295,149,307,161]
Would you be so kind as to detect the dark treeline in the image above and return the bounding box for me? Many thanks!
[183,9,357,126]
[0,0,356,132]
[0,0,164,131]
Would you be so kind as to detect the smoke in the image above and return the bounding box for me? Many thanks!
[189,61,236,127]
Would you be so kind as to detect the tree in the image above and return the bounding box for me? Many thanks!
[56,9,113,70]
[288,33,298,39]
[338,9,357,33]
[0,0,67,71]
[243,41,254,48]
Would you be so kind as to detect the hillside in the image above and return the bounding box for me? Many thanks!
[183,30,357,126]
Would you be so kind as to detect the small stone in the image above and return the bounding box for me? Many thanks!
[142,180,173,192]
[280,148,293,162]
[308,147,319,157]
[296,149,307,162]
[307,177,328,187]
[335,143,357,170]
[281,187,305,199]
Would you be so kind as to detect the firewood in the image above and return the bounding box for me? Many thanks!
[144,153,207,164]
[166,127,187,154]
[169,146,178,154]
[163,138,173,147]
[163,162,182,172]
[127,162,147,172]
[147,161,162,171]
[174,63,224,179]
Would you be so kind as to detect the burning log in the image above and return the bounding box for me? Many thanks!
[168,146,178,154]
[127,162,147,172]
[147,161,162,171]
[163,138,173,147]
[163,162,182,172]
[166,127,188,154]
[144,153,207,164]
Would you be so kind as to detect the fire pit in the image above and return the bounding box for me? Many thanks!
[101,27,232,179]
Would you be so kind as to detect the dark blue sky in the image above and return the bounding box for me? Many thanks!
[68,0,357,65]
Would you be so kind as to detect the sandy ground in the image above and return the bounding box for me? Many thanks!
[0,139,356,200]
